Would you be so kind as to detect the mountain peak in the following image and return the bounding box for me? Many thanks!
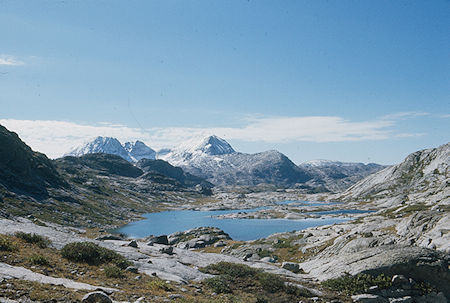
[196,135,235,155]
[65,137,155,162]
[123,140,156,161]
[67,136,130,160]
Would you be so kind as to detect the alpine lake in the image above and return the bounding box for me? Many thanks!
[115,201,371,241]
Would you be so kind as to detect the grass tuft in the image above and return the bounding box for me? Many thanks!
[15,232,50,248]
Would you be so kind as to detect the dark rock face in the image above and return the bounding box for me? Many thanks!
[56,153,144,178]
[137,159,213,193]
[0,125,66,198]
[147,235,169,245]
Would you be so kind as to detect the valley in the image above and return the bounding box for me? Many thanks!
[0,125,448,303]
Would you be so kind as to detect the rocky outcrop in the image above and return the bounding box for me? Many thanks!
[168,227,231,249]
[396,211,450,252]
[351,275,448,303]
[336,142,449,208]
[302,245,449,296]
[82,291,113,303]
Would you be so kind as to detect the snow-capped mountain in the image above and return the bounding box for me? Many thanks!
[159,135,310,187]
[159,135,235,166]
[124,140,156,162]
[299,160,386,192]
[65,137,155,162]
[336,142,449,207]
[65,135,387,190]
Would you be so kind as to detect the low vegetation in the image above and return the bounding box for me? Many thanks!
[15,232,51,248]
[322,273,392,295]
[61,241,131,268]
[148,279,174,292]
[29,254,50,266]
[201,262,313,301]
[104,265,125,278]
[0,234,15,251]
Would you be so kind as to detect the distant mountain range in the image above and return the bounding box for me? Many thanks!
[65,135,386,191]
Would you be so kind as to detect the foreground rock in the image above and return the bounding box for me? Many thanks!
[301,245,449,295]
[0,262,117,292]
[0,217,305,285]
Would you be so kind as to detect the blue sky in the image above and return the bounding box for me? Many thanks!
[0,0,449,164]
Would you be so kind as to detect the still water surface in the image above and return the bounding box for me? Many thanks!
[116,201,361,240]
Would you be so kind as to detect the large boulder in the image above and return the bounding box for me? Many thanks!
[168,227,231,249]
[300,245,450,298]
[147,235,169,245]
[82,291,112,303]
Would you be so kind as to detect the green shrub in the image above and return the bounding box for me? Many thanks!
[61,242,131,267]
[205,276,232,294]
[285,284,314,297]
[0,235,14,251]
[29,254,50,266]
[15,232,50,248]
[201,262,259,278]
[322,273,392,295]
[257,249,273,258]
[257,272,285,293]
[201,261,314,299]
[104,265,125,278]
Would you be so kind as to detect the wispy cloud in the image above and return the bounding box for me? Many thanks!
[0,55,24,66]
[381,111,429,120]
[0,114,423,159]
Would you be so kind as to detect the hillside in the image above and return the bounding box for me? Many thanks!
[299,160,386,192]
[335,142,449,208]
[0,125,211,227]
[0,125,67,199]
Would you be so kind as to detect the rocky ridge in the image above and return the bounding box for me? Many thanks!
[335,142,449,208]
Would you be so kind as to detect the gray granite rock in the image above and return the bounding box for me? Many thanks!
[351,294,388,303]
[81,291,113,303]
